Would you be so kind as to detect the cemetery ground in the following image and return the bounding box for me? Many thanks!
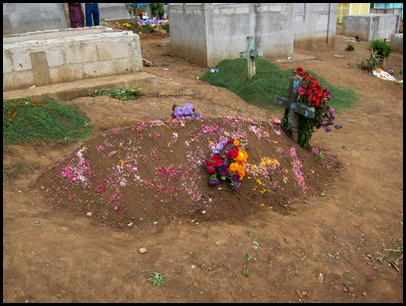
[3,28,403,302]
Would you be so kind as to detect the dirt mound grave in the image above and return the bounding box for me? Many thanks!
[35,115,340,230]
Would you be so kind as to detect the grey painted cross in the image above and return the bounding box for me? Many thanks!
[239,36,263,80]
[274,75,315,143]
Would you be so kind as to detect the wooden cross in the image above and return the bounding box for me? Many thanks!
[239,36,263,80]
[274,75,315,143]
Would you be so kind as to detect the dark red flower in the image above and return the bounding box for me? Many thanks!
[207,166,216,173]
[296,66,304,76]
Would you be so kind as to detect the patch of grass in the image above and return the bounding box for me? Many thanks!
[3,162,23,184]
[90,88,142,101]
[200,58,358,112]
[147,272,165,286]
[3,97,92,145]
[3,161,41,185]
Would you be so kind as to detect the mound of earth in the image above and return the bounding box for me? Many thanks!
[34,115,340,230]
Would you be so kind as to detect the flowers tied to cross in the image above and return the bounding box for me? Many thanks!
[205,138,248,190]
[293,66,332,110]
[171,103,202,119]
[285,66,343,148]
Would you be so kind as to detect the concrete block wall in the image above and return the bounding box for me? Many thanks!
[98,3,131,21]
[293,3,337,50]
[169,3,337,68]
[342,14,401,41]
[3,27,143,91]
[370,8,403,20]
[3,3,68,35]
[390,33,403,53]
[169,3,295,67]
[3,3,132,35]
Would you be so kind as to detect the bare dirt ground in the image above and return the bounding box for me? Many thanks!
[3,26,403,302]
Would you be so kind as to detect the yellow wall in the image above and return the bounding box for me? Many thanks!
[337,3,350,23]
[351,3,370,15]
[337,3,370,23]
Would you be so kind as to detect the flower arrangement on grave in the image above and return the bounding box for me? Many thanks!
[205,138,248,191]
[282,66,342,149]
[122,22,133,30]
[171,103,202,119]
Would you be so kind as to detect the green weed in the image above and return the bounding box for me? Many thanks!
[90,88,142,101]
[147,272,165,286]
[243,250,254,277]
[345,44,355,51]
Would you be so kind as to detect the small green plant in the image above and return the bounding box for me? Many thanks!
[359,50,381,73]
[317,150,325,161]
[367,39,393,70]
[149,3,165,19]
[369,39,393,59]
[243,250,254,277]
[246,229,254,237]
[147,272,165,286]
[345,44,354,51]
[90,88,142,101]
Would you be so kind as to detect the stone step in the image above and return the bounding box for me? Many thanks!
[3,72,157,102]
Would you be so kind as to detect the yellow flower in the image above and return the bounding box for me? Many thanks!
[235,150,248,163]
[233,139,240,146]
[260,203,265,207]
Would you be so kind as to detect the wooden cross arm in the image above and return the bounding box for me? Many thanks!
[239,50,263,58]
[250,50,263,57]
[275,96,316,118]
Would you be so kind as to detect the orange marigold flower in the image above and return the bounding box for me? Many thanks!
[228,162,239,173]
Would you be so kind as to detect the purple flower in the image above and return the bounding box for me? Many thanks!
[230,173,240,182]
[174,107,185,118]
[209,178,220,185]
[219,167,229,176]
[213,140,228,154]
[231,182,241,190]
[182,103,194,116]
